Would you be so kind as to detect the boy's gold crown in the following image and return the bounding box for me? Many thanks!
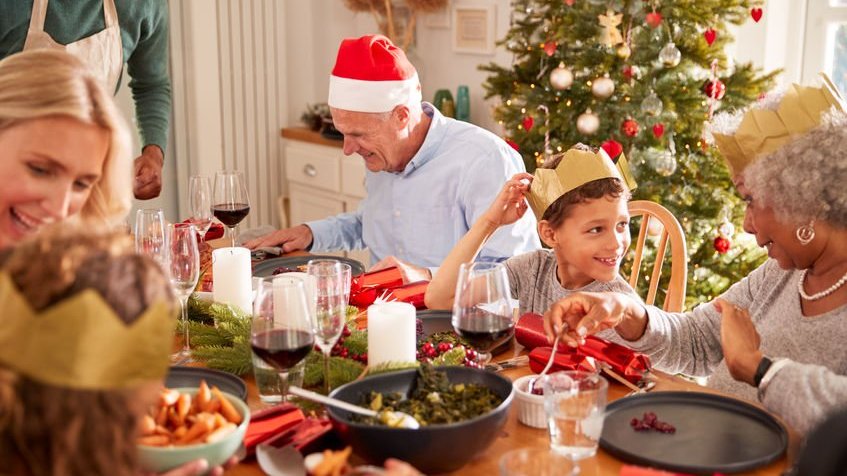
[0,272,176,390]
[527,147,637,221]
[712,73,845,175]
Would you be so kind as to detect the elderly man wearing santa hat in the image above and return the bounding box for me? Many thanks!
[247,34,539,282]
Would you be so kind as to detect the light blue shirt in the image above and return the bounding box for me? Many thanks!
[307,103,540,272]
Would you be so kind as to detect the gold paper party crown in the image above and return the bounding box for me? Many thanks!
[712,73,846,175]
[0,272,176,390]
[527,146,637,221]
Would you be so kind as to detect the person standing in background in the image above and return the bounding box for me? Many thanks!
[0,0,171,200]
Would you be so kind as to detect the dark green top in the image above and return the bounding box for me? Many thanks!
[0,0,171,152]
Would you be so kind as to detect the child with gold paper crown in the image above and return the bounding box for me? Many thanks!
[425,143,639,320]
[0,227,233,476]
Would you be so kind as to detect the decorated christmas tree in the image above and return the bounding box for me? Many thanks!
[481,0,779,308]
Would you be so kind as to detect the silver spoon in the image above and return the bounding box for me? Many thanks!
[527,334,560,395]
[288,386,420,429]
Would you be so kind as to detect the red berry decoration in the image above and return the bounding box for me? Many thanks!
[702,78,726,100]
[652,123,665,138]
[621,118,639,137]
[750,7,763,22]
[714,235,731,254]
[543,41,557,57]
[522,116,534,132]
[645,11,662,29]
[704,28,717,46]
[601,139,623,160]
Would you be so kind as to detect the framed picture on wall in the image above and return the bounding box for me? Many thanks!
[452,4,496,55]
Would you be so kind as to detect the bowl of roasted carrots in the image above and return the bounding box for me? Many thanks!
[137,380,249,472]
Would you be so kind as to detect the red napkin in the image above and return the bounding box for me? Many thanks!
[516,313,651,384]
[255,418,334,456]
[244,403,305,450]
[180,220,225,241]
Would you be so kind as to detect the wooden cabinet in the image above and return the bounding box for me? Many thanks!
[282,128,370,264]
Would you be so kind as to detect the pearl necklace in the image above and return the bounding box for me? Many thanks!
[798,269,847,301]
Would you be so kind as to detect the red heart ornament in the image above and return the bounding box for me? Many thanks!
[652,123,665,138]
[704,28,717,46]
[543,41,557,57]
[522,116,534,131]
[751,7,763,22]
[601,139,623,160]
[645,11,662,29]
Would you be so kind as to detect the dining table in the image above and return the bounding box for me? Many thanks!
[222,356,795,476]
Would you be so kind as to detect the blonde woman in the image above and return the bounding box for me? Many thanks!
[0,49,132,250]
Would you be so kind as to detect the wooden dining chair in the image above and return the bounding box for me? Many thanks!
[625,200,688,312]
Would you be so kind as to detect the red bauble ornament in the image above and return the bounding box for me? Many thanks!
[564,0,575,5]
[623,65,634,81]
[646,11,663,29]
[505,138,520,151]
[714,236,731,254]
[621,118,639,137]
[704,28,717,46]
[522,116,534,131]
[750,7,763,22]
[702,78,726,100]
[544,41,558,57]
[652,123,665,138]
[601,139,623,160]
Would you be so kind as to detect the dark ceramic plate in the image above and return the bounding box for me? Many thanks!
[599,391,787,473]
[165,366,248,401]
[252,255,366,278]
[416,309,514,355]
[327,367,514,473]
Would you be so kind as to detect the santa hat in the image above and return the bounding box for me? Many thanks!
[328,35,422,113]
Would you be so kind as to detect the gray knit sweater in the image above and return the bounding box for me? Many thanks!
[623,258,847,435]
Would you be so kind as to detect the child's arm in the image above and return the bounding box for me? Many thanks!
[424,173,534,309]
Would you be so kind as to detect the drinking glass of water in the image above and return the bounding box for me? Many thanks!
[542,370,608,474]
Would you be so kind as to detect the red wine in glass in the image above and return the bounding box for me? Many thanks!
[454,310,515,351]
[251,329,314,371]
[213,203,250,227]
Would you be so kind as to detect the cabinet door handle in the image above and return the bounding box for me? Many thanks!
[303,164,317,177]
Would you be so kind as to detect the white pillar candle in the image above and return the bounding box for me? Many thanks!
[367,301,417,367]
[271,274,317,326]
[212,247,253,313]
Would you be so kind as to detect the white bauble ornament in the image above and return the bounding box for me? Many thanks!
[654,150,678,176]
[719,221,735,238]
[647,219,664,237]
[640,91,663,116]
[591,76,616,99]
[550,63,574,90]
[659,42,681,67]
[576,110,600,135]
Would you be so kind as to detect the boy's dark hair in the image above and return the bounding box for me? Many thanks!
[539,144,630,228]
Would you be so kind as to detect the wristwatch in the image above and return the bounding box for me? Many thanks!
[753,355,773,387]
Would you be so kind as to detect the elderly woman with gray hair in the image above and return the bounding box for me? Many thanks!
[542,76,847,436]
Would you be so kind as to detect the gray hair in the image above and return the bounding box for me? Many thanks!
[743,110,847,227]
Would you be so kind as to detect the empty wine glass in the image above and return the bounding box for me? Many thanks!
[213,170,250,247]
[169,223,201,363]
[135,208,167,266]
[307,259,348,394]
[251,277,315,400]
[451,262,514,366]
[188,175,213,247]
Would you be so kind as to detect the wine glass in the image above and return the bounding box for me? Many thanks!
[451,262,514,366]
[188,175,213,248]
[169,223,201,363]
[213,170,250,247]
[251,277,315,400]
[307,259,348,394]
[135,208,167,266]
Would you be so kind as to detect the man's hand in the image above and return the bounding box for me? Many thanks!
[244,224,313,253]
[716,299,762,386]
[134,145,164,200]
[370,256,432,283]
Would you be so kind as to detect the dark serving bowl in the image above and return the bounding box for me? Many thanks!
[327,366,514,474]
